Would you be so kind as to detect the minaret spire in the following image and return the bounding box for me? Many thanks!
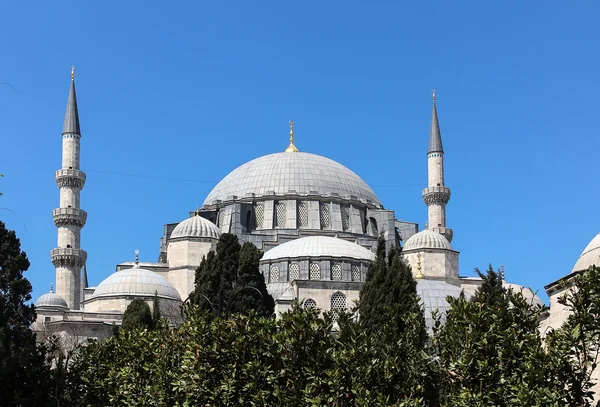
[63,66,80,135]
[51,67,87,310]
[422,90,453,242]
[428,89,443,154]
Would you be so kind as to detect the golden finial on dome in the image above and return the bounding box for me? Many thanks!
[71,66,75,80]
[285,120,299,153]
[415,253,425,279]
[195,206,201,216]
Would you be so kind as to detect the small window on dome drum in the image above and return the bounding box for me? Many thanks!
[310,263,321,280]
[269,265,280,283]
[331,262,342,280]
[297,201,308,227]
[341,205,350,231]
[289,263,299,280]
[255,204,264,229]
[351,265,361,282]
[275,201,286,228]
[319,203,330,229]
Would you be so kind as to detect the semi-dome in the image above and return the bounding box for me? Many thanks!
[417,279,468,329]
[403,229,452,251]
[170,213,220,239]
[262,236,375,262]
[203,152,381,207]
[91,266,181,301]
[35,286,68,309]
[572,232,600,273]
[503,282,544,308]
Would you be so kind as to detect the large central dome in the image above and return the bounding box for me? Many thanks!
[203,152,381,207]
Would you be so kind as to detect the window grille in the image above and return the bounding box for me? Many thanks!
[319,203,330,229]
[341,205,350,231]
[330,291,346,321]
[331,262,342,280]
[310,262,321,280]
[297,201,308,227]
[218,210,225,228]
[351,265,361,282]
[275,201,286,227]
[255,204,264,228]
[304,298,317,309]
[289,263,299,280]
[269,265,280,283]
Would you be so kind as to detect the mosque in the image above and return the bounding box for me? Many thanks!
[38,68,593,345]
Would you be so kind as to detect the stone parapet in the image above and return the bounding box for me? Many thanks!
[55,169,86,189]
[422,186,451,205]
[50,248,87,267]
[52,207,87,227]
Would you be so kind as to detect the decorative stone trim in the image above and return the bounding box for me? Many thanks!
[55,169,86,189]
[50,248,87,267]
[52,207,87,227]
[422,186,450,205]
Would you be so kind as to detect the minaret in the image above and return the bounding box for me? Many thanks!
[422,90,453,242]
[51,67,87,310]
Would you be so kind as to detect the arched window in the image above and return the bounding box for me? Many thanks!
[269,265,280,283]
[304,298,317,309]
[245,209,255,232]
[331,262,342,280]
[351,265,361,282]
[310,262,321,280]
[359,209,367,234]
[255,204,264,229]
[297,201,308,227]
[289,263,299,281]
[275,201,286,228]
[341,205,350,231]
[330,291,346,321]
[319,203,330,229]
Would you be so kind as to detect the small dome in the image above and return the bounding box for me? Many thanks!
[170,214,220,239]
[261,236,375,262]
[403,229,452,251]
[35,287,68,309]
[572,232,600,273]
[417,279,468,329]
[203,152,381,207]
[92,266,181,301]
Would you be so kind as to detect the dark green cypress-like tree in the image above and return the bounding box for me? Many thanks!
[190,234,274,316]
[359,235,424,338]
[230,242,275,317]
[0,221,49,405]
[122,299,153,331]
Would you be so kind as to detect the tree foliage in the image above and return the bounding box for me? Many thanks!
[152,291,161,328]
[121,299,153,331]
[189,234,274,317]
[0,220,49,406]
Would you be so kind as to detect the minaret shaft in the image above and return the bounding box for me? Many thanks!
[422,91,453,242]
[52,71,87,310]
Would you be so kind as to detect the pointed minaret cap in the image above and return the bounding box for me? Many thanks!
[428,89,443,154]
[63,66,81,135]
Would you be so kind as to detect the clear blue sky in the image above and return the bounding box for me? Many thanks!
[1,1,598,303]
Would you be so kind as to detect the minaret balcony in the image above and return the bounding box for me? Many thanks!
[52,208,87,227]
[50,248,87,268]
[55,169,86,189]
[422,186,451,205]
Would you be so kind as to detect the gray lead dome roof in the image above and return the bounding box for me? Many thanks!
[203,152,381,207]
[92,266,181,301]
[571,232,600,273]
[404,229,452,251]
[417,279,468,329]
[170,214,220,239]
[36,290,68,309]
[261,236,375,262]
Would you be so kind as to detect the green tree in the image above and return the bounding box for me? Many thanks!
[189,234,274,316]
[434,265,572,406]
[0,220,49,406]
[545,265,600,406]
[152,291,161,328]
[122,299,153,331]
